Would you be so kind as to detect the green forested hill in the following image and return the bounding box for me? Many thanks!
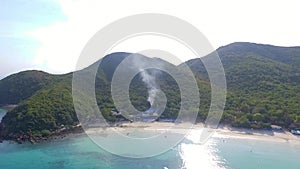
[186,42,300,129]
[0,70,57,105]
[1,42,300,140]
[0,75,77,137]
[221,43,300,129]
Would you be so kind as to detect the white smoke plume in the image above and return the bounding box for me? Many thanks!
[130,53,163,106]
[139,68,159,106]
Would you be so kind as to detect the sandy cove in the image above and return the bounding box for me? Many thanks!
[215,126,300,144]
[84,122,300,145]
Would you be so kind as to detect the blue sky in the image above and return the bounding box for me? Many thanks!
[0,0,65,79]
[1,0,300,79]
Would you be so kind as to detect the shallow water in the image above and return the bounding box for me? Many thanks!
[1,108,300,169]
[0,108,6,122]
[214,136,300,169]
[0,135,183,169]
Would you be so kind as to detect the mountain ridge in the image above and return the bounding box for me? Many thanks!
[1,42,300,142]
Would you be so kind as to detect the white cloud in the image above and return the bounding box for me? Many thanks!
[110,34,200,65]
[29,0,300,74]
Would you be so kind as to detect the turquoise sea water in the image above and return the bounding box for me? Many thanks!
[0,108,6,122]
[0,135,183,169]
[1,108,300,169]
[215,137,300,169]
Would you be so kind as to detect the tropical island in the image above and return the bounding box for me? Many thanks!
[1,42,300,143]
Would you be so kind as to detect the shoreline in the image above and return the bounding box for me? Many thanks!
[215,126,300,144]
[0,125,84,144]
[0,104,17,111]
[84,122,300,145]
[1,122,300,145]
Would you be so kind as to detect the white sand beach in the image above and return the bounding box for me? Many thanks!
[84,122,300,145]
[215,126,300,144]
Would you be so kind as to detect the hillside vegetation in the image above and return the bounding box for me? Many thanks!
[1,42,300,141]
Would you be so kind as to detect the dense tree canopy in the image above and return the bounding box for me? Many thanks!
[1,42,300,138]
